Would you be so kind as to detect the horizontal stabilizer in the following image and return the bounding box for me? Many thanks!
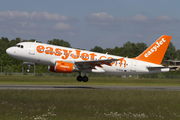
[147,66,167,70]
[146,66,170,71]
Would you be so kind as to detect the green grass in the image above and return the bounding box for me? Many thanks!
[0,74,180,86]
[1,89,180,120]
[1,74,180,119]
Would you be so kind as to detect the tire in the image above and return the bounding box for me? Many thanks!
[82,76,88,82]
[77,76,83,82]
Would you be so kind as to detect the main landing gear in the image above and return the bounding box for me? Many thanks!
[77,72,89,82]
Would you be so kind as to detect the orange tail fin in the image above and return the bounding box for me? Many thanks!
[134,35,172,64]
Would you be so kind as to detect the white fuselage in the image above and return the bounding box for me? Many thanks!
[6,42,169,75]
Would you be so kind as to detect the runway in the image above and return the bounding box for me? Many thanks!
[0,85,180,91]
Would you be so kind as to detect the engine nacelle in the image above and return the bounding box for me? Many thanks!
[48,61,78,73]
[48,66,56,72]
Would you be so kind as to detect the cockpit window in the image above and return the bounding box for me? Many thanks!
[14,44,24,48]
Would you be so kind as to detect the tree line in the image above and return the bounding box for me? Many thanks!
[90,41,179,61]
[0,37,179,74]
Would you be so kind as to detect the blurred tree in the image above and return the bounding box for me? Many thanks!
[177,49,180,60]
[104,48,114,55]
[8,37,21,47]
[163,42,178,61]
[113,46,123,56]
[1,37,9,42]
[22,39,42,43]
[0,37,9,57]
[90,46,104,53]
[136,42,147,54]
[120,41,139,58]
[47,39,71,47]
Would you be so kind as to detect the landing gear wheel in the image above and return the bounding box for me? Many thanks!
[77,75,83,82]
[82,76,88,82]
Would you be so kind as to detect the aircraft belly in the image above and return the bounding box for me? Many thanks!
[102,65,130,75]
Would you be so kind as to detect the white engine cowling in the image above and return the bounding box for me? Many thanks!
[48,61,78,73]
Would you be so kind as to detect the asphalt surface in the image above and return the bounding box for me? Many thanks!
[0,85,180,91]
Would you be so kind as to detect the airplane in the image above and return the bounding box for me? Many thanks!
[6,35,172,82]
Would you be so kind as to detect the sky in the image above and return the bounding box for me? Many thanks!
[0,0,180,50]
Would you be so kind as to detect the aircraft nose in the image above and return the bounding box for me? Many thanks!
[6,47,15,56]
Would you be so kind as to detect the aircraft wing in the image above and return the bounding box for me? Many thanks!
[75,59,119,69]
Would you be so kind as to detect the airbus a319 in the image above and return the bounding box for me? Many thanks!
[6,35,172,82]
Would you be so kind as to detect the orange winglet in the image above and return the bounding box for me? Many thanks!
[134,35,172,65]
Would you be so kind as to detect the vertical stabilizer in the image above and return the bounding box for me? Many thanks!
[134,35,172,65]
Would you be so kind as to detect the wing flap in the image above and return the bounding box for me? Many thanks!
[75,58,119,69]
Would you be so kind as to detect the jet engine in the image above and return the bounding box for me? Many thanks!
[48,61,79,73]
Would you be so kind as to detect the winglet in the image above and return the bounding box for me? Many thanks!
[134,35,172,65]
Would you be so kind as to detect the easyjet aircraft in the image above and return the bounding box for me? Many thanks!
[6,35,172,82]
